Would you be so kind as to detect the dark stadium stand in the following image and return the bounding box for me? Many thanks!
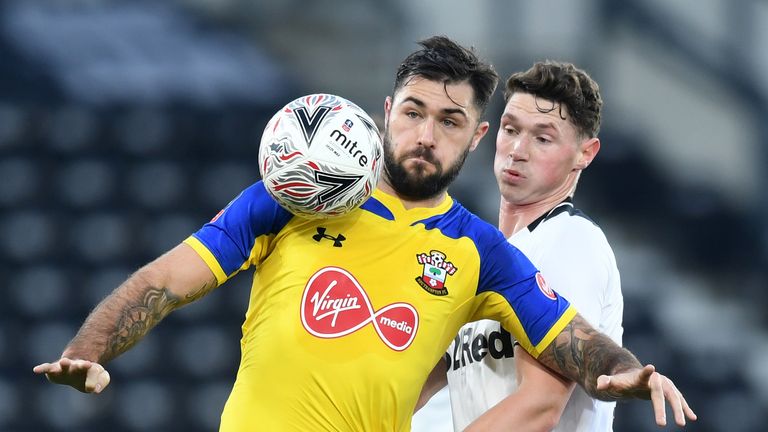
[1,1,765,431]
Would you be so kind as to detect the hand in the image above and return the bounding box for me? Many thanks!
[597,364,697,427]
[33,357,111,394]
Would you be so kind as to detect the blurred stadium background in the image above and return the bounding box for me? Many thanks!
[1,0,766,431]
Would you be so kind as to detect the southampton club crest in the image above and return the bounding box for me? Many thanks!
[415,250,457,296]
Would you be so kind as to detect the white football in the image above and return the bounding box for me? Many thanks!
[258,94,383,218]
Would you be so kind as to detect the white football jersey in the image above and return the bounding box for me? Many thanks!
[446,199,623,431]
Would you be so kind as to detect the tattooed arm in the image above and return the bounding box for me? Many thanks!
[536,313,697,426]
[33,242,218,393]
[537,314,640,400]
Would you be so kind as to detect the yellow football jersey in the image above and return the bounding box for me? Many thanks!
[185,181,576,432]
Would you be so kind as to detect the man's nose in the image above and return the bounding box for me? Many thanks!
[510,136,529,161]
[417,118,437,148]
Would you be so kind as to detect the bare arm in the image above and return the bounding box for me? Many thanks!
[34,242,218,391]
[414,357,448,412]
[536,313,639,400]
[465,345,575,432]
[63,242,218,363]
[536,313,696,426]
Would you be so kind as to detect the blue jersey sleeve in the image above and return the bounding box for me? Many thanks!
[473,220,576,357]
[185,181,293,283]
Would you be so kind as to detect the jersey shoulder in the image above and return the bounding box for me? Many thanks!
[189,180,294,279]
[419,201,528,267]
[536,204,614,258]
[419,201,507,244]
[215,180,294,233]
[528,204,621,307]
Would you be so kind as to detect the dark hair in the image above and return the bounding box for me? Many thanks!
[394,36,499,116]
[504,61,602,138]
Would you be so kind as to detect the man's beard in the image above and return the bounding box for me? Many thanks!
[382,130,470,200]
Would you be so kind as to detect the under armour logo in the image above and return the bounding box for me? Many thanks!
[313,227,345,247]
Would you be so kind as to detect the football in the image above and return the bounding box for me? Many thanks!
[258,94,383,218]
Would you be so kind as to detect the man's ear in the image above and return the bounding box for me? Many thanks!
[469,121,490,152]
[384,96,393,125]
[576,137,600,170]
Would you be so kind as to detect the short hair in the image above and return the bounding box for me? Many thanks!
[394,36,499,116]
[504,61,602,138]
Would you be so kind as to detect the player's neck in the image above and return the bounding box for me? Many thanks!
[377,177,447,209]
[498,191,572,237]
[499,172,580,237]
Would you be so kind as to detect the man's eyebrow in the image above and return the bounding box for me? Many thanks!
[402,96,425,108]
[501,112,559,133]
[402,96,468,119]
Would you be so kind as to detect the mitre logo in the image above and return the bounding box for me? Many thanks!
[300,267,419,351]
[415,250,457,296]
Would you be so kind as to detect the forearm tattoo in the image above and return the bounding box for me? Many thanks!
[537,314,642,400]
[105,286,181,360]
[103,280,215,361]
[65,274,216,364]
